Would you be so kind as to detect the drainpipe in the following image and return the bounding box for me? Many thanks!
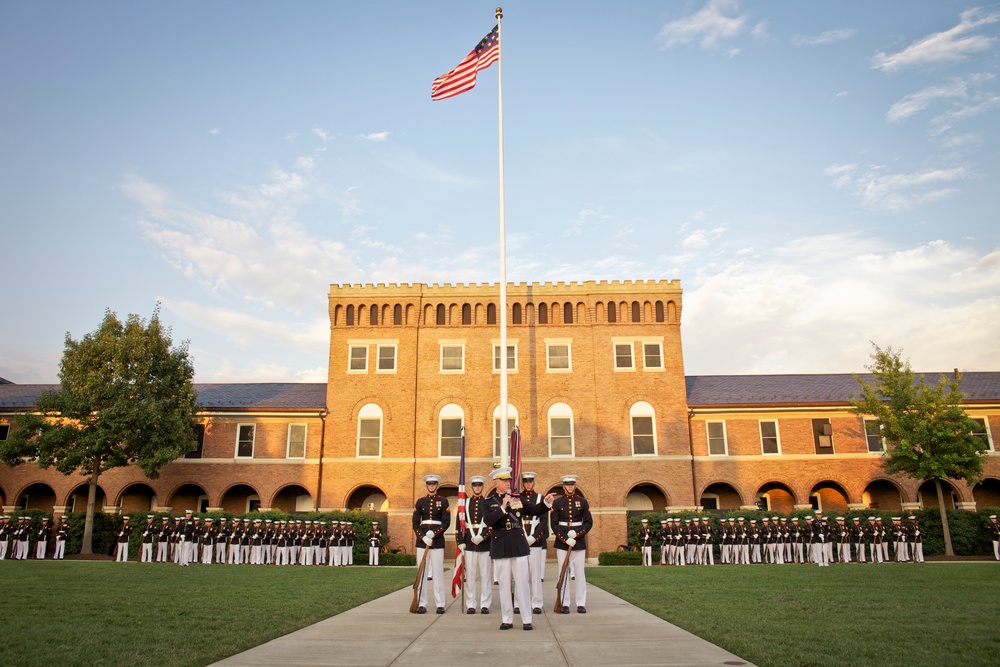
[316,408,328,510]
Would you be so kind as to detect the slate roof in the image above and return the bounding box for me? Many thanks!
[0,383,327,411]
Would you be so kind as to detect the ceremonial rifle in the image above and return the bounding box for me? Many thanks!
[552,542,574,613]
[409,546,431,613]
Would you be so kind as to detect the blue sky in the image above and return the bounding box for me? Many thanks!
[2,1,998,384]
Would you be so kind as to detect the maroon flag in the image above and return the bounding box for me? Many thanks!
[510,426,522,495]
[451,429,467,598]
[431,25,500,101]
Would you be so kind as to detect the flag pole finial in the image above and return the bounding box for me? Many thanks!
[496,7,503,19]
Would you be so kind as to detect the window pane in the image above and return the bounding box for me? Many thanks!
[707,422,726,455]
[615,343,633,369]
[493,345,516,371]
[441,345,463,370]
[550,417,572,456]
[237,424,255,457]
[632,416,654,455]
[288,424,306,458]
[440,418,462,456]
[358,418,381,457]
[643,343,662,369]
[548,344,569,369]
[971,418,990,449]
[349,346,367,371]
[378,346,396,371]
[864,419,884,452]
[760,421,779,454]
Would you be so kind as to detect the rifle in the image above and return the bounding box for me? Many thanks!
[409,547,431,613]
[553,543,574,612]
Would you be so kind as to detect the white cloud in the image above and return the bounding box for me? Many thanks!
[656,0,750,51]
[871,8,1000,73]
[682,234,1000,374]
[792,28,857,47]
[313,127,335,141]
[208,128,220,135]
[886,73,995,123]
[359,131,390,142]
[826,163,969,212]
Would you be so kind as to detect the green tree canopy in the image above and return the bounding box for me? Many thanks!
[0,307,199,553]
[850,343,986,555]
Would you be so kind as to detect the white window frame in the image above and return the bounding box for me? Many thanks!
[545,340,572,373]
[348,344,368,373]
[547,402,575,457]
[439,404,464,457]
[970,417,995,451]
[492,342,518,373]
[376,344,397,374]
[235,423,256,458]
[439,341,466,374]
[863,418,886,453]
[492,404,520,458]
[630,401,657,456]
[642,342,664,371]
[286,423,307,458]
[357,404,383,458]
[706,420,728,456]
[759,419,781,455]
[613,342,635,371]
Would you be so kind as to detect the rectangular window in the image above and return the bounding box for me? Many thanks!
[631,416,655,455]
[549,417,573,456]
[0,424,9,441]
[440,344,464,372]
[236,423,255,458]
[812,418,834,454]
[358,418,382,457]
[864,419,885,453]
[287,423,307,458]
[643,343,663,370]
[546,343,571,371]
[614,343,634,370]
[707,421,727,456]
[185,424,205,459]
[970,417,994,451]
[759,420,780,454]
[348,345,368,372]
[492,344,517,372]
[440,418,463,457]
[376,345,397,372]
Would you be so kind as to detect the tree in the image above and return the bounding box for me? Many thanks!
[0,307,199,554]
[850,343,986,556]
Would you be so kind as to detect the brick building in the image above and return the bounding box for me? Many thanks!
[2,280,999,555]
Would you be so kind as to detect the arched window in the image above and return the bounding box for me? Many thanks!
[631,301,641,323]
[436,304,446,325]
[630,402,656,455]
[512,303,522,324]
[548,402,574,457]
[357,404,383,457]
[563,302,573,324]
[439,404,464,457]
[492,404,520,459]
[487,303,497,325]
[393,304,402,325]
[538,303,548,324]
[370,304,378,326]
[346,305,355,326]
[462,303,472,325]
[608,302,617,323]
[655,301,664,323]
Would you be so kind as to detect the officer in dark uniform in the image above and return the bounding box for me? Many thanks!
[367,520,381,565]
[482,466,554,631]
[54,515,69,560]
[115,516,133,562]
[35,517,50,560]
[520,472,548,612]
[550,474,593,613]
[412,473,451,614]
[638,518,653,566]
[988,515,1000,561]
[140,515,156,562]
[462,475,493,614]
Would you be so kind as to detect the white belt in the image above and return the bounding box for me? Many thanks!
[558,521,583,527]
[420,520,442,525]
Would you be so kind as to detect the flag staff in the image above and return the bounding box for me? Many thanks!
[496,6,510,468]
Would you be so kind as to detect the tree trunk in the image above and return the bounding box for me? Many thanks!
[81,469,100,555]
[934,478,954,557]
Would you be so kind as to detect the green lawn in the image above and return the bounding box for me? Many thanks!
[587,563,1000,667]
[0,561,413,667]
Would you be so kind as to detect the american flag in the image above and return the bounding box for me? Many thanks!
[450,429,467,598]
[431,25,500,101]
[510,426,522,495]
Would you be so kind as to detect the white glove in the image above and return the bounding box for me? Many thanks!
[458,543,466,552]
[567,530,577,539]
[526,535,536,546]
[424,530,435,540]
[471,534,483,545]
[566,538,577,548]
[422,532,434,547]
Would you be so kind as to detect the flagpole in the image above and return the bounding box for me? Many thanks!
[496,6,510,468]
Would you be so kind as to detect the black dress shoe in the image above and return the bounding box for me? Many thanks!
[416,606,426,614]
[560,606,570,614]
[523,624,533,631]
[532,607,542,614]
[467,608,475,615]
[436,607,445,614]
[513,607,519,614]
[577,606,587,613]
[481,607,490,614]
[500,623,513,630]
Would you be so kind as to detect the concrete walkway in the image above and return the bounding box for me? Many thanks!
[212,562,756,667]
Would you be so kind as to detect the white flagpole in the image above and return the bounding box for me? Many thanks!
[496,7,509,468]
